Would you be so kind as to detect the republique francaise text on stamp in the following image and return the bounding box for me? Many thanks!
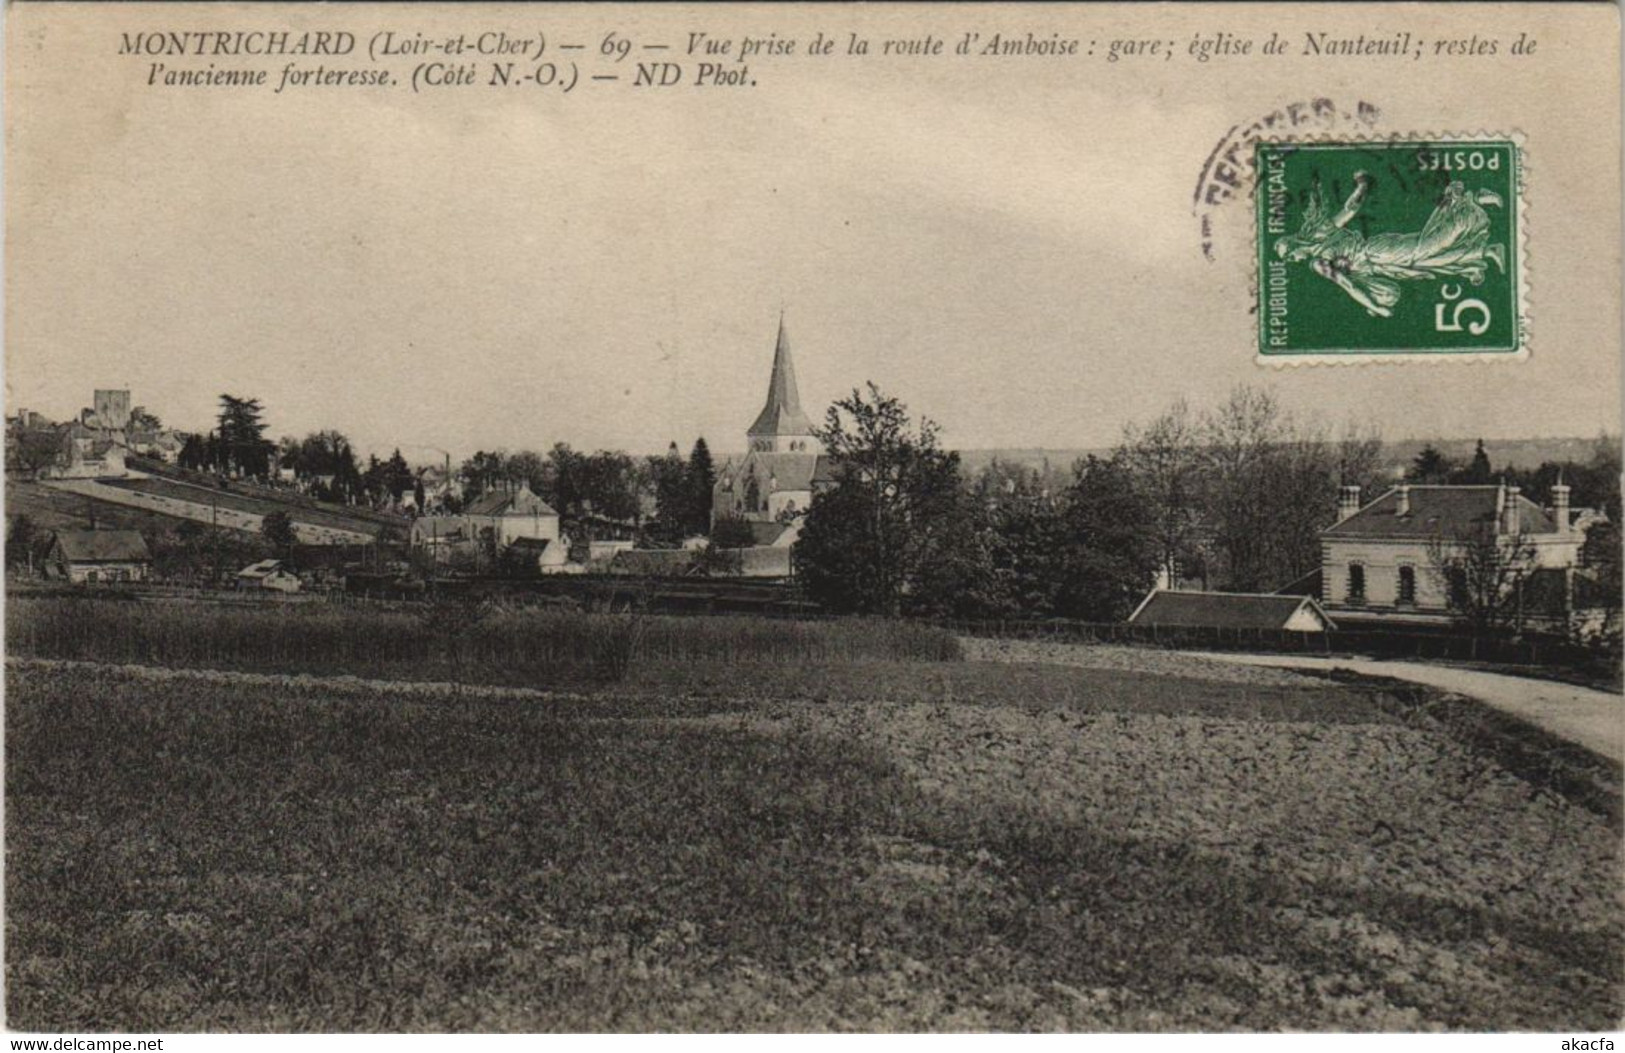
[1257,137,1524,360]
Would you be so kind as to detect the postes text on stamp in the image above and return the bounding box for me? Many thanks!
[1256,138,1523,359]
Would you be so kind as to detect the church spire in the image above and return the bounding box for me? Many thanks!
[748,313,814,440]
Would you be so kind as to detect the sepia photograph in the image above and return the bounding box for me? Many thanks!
[3,0,1621,1038]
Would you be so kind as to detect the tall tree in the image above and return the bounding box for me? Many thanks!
[1408,444,1454,484]
[1580,519,1623,647]
[7,426,63,476]
[458,451,509,501]
[293,430,363,500]
[1457,439,1494,484]
[260,510,297,558]
[216,394,273,478]
[542,443,586,513]
[1052,455,1162,621]
[1427,523,1538,639]
[361,453,386,503]
[1336,422,1388,494]
[648,442,690,542]
[972,457,1046,504]
[1171,386,1384,592]
[794,384,967,616]
[687,437,717,535]
[383,449,414,501]
[178,433,208,471]
[504,450,548,494]
[1118,398,1205,588]
[545,446,643,521]
[981,497,1068,616]
[5,515,38,572]
[1201,386,1288,591]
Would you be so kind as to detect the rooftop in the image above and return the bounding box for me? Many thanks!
[1324,485,1560,540]
[52,529,151,563]
[463,484,557,518]
[1129,589,1334,631]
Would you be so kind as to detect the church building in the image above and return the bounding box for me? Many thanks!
[712,317,833,535]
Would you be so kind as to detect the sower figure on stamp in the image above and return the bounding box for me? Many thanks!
[1275,172,1506,317]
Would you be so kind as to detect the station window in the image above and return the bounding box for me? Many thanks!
[1346,563,1366,604]
[1397,565,1416,606]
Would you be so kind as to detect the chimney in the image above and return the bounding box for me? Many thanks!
[1395,484,1411,517]
[1502,485,1522,534]
[1551,476,1571,534]
[1337,485,1361,521]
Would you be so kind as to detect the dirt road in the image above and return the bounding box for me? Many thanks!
[1187,651,1623,764]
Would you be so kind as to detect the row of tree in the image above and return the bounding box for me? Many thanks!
[177,395,277,479]
[456,439,718,537]
[1118,388,1388,593]
[1408,437,1621,518]
[160,393,737,534]
[795,384,1172,621]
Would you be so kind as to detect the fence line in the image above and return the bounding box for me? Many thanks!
[931,616,1590,668]
[13,575,1601,671]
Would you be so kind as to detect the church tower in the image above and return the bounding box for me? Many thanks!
[745,315,818,454]
[712,314,829,530]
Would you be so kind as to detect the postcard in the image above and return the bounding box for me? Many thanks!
[5,1,1620,1037]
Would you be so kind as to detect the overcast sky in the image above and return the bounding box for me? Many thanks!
[7,4,1619,461]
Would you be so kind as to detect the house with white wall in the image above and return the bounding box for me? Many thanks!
[1319,481,1588,630]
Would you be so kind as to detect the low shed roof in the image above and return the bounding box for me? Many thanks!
[1128,589,1334,631]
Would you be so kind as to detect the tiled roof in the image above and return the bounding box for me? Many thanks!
[52,529,151,563]
[1324,485,1559,539]
[463,485,557,518]
[1129,590,1332,630]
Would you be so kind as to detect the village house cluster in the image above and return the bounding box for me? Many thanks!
[10,388,185,480]
[5,327,1617,640]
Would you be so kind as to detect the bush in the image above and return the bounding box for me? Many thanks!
[709,515,756,550]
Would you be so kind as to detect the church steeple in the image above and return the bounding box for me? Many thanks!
[747,314,816,451]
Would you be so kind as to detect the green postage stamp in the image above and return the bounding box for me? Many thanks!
[1256,137,1524,359]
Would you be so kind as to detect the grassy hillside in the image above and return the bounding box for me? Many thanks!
[101,476,390,539]
[5,479,200,537]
